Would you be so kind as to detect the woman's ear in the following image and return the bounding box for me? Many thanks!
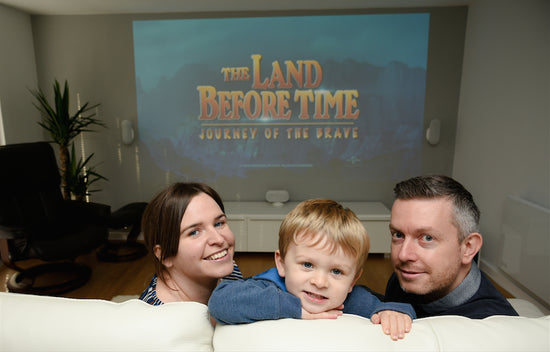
[154,245,173,268]
[274,250,286,278]
[461,233,483,265]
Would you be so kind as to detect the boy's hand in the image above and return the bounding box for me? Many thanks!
[370,310,412,340]
[301,304,344,320]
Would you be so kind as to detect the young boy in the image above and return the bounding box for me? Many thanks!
[208,199,415,340]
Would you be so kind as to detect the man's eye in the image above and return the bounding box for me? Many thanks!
[422,235,434,242]
[392,232,404,239]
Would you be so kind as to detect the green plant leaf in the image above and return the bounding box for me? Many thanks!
[68,143,108,197]
[30,79,105,146]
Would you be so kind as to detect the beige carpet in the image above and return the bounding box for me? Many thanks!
[111,295,139,303]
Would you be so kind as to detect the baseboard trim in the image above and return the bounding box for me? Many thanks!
[480,259,550,315]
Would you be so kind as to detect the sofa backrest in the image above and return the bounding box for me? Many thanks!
[0,292,214,352]
[1,292,548,352]
[214,314,550,352]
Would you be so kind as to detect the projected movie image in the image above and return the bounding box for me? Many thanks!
[133,13,430,181]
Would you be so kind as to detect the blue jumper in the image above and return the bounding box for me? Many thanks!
[208,267,416,324]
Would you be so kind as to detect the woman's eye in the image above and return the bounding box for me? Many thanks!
[189,229,200,237]
[215,220,226,228]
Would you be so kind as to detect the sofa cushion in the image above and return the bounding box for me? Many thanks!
[213,313,550,352]
[0,292,214,352]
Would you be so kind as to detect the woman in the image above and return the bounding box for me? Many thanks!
[139,182,242,305]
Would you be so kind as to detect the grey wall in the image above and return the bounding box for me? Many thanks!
[0,4,41,144]
[453,0,549,270]
[2,6,467,211]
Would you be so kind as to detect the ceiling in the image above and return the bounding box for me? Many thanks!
[0,0,470,15]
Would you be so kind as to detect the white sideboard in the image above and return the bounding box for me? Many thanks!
[224,201,391,253]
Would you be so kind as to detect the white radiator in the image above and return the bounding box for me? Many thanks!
[499,195,550,308]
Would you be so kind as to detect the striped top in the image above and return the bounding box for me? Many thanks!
[139,264,244,306]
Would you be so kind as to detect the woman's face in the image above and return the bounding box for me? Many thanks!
[164,192,235,281]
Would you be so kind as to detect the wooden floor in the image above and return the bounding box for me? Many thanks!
[0,244,512,300]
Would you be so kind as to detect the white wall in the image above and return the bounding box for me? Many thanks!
[0,4,42,144]
[454,0,549,278]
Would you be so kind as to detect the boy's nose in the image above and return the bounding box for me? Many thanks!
[310,271,328,288]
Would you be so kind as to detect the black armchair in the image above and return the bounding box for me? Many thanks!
[0,142,110,295]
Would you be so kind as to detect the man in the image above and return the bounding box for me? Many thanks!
[384,175,518,318]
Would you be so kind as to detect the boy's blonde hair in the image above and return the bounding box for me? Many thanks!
[278,199,370,274]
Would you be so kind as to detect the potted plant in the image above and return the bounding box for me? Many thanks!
[30,80,106,200]
[67,143,108,201]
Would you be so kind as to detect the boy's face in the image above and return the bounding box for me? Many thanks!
[275,233,360,314]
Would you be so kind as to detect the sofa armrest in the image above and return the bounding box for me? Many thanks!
[508,298,546,317]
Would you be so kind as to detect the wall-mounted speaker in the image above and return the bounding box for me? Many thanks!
[121,119,135,145]
[426,119,441,146]
[265,190,290,207]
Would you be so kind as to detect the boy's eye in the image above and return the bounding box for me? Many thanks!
[303,262,313,269]
[331,268,342,275]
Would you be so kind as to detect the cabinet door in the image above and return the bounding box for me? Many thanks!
[227,219,247,252]
[361,220,391,254]
[247,219,281,252]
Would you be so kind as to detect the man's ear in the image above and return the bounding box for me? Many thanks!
[461,233,483,265]
[154,245,173,268]
[274,250,286,278]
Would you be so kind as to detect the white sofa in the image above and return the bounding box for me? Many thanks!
[0,292,548,351]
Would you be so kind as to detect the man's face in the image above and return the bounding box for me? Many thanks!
[389,198,470,300]
[275,234,359,314]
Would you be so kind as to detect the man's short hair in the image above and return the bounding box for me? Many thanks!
[393,175,480,241]
[278,199,370,274]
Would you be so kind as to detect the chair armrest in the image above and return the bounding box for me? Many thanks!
[0,225,25,239]
[0,225,29,268]
[64,201,111,225]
